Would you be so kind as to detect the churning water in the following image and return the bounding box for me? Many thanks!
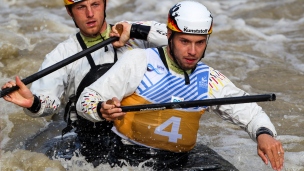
[0,0,303,170]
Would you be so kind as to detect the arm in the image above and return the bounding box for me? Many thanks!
[2,64,63,118]
[134,21,167,47]
[207,67,283,170]
[111,21,167,48]
[207,67,277,140]
[22,41,75,117]
[76,49,147,122]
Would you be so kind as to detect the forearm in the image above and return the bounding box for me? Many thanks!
[126,21,167,46]
[207,68,277,141]
[23,94,60,117]
[76,49,147,122]
[209,88,277,141]
[247,110,277,141]
[23,46,69,117]
[130,24,150,40]
[146,21,167,46]
[210,96,277,141]
[76,90,104,122]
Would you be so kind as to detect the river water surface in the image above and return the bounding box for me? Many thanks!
[0,0,303,170]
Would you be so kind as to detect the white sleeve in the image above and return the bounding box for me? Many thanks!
[207,67,277,142]
[24,40,76,117]
[76,49,148,122]
[145,21,167,46]
[123,20,167,48]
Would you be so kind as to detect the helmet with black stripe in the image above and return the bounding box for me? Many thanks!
[167,1,213,85]
[167,1,213,35]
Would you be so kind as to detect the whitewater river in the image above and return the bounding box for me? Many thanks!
[0,0,303,170]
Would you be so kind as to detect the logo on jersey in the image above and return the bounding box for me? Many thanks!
[197,75,208,95]
[171,96,184,102]
[198,76,208,87]
[147,64,165,74]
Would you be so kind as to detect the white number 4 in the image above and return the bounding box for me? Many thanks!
[154,116,182,143]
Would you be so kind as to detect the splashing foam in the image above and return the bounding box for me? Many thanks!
[0,150,65,171]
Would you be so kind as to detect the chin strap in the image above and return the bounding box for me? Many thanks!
[201,34,211,59]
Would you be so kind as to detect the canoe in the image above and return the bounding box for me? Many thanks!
[38,133,238,170]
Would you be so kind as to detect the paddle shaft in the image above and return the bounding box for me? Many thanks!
[0,24,124,98]
[120,94,276,112]
[0,36,119,98]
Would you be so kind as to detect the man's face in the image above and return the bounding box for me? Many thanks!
[169,32,208,70]
[68,0,106,37]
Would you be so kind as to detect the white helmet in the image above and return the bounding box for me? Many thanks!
[167,1,213,35]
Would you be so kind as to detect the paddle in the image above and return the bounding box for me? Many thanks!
[120,93,276,112]
[0,24,123,98]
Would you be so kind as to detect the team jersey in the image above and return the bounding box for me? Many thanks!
[114,48,212,151]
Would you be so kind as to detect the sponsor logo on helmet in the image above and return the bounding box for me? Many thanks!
[184,27,208,34]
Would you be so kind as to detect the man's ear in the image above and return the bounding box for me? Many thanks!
[167,29,172,39]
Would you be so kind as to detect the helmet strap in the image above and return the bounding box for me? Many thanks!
[201,34,211,59]
[104,0,107,18]
[94,0,107,34]
[168,32,190,85]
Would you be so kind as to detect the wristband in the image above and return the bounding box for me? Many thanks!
[97,101,104,121]
[256,127,274,139]
[27,95,41,113]
[130,24,150,40]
